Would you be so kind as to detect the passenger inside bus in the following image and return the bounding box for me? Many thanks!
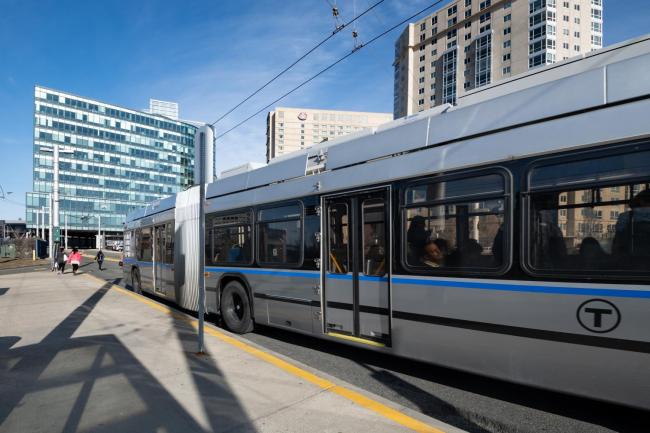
[420,238,448,268]
[407,216,430,263]
[612,188,650,263]
[531,192,567,269]
[578,237,607,269]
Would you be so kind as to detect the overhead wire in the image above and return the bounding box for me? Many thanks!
[210,0,386,126]
[214,0,446,142]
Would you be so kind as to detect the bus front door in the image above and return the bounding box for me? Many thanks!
[323,188,391,346]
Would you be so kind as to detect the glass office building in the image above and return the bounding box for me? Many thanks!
[27,86,197,247]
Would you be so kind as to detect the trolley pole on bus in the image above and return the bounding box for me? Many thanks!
[197,127,207,354]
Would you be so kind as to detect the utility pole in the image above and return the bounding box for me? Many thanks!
[64,212,68,250]
[197,128,206,354]
[48,194,53,260]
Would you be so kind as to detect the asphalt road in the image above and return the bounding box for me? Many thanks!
[13,254,648,433]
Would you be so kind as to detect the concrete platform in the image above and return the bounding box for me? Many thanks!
[0,271,463,433]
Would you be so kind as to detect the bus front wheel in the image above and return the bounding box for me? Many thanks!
[221,281,254,334]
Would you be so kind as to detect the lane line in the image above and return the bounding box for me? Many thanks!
[83,273,446,433]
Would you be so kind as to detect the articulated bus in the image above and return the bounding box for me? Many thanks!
[123,36,650,409]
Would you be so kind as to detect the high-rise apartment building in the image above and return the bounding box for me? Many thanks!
[393,0,603,117]
[266,107,392,161]
[27,86,198,246]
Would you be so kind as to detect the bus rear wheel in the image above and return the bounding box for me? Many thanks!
[221,281,253,334]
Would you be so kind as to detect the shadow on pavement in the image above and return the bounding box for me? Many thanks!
[0,278,255,433]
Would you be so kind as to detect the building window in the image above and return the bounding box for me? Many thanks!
[432,16,438,25]
[420,23,426,31]
[418,99,425,105]
[479,0,491,10]
[448,17,457,27]
[574,31,580,37]
[448,5,457,16]
[465,9,472,18]
[503,27,511,35]
[574,45,581,52]
[503,53,511,61]
[480,12,490,23]
[465,0,472,6]
[465,33,472,40]
[442,49,458,104]
[503,66,511,74]
[475,33,492,88]
[504,14,511,22]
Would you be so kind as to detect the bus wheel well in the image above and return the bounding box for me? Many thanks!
[218,275,254,320]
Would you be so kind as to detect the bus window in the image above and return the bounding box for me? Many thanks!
[362,199,386,276]
[527,148,650,276]
[140,227,152,261]
[328,203,349,273]
[258,203,302,266]
[403,173,507,272]
[207,211,252,265]
[165,223,174,264]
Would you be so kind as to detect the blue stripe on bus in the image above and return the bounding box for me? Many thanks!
[127,260,650,299]
[391,277,650,299]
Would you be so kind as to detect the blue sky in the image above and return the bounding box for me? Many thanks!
[0,0,648,219]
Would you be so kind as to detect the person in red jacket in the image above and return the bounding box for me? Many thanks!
[67,248,83,275]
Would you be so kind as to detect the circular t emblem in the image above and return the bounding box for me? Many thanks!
[576,299,620,333]
[297,112,307,121]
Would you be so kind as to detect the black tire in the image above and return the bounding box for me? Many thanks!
[220,281,254,334]
[131,268,142,294]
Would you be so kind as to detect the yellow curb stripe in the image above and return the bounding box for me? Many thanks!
[327,331,386,347]
[83,274,445,433]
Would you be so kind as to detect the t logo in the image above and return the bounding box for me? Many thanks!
[577,299,621,333]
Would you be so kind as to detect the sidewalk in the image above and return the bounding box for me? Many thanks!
[0,271,463,433]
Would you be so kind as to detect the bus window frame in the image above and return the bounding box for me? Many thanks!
[256,200,305,268]
[208,208,254,267]
[522,140,650,280]
[400,167,512,276]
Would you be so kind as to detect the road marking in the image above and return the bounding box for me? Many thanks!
[83,273,446,433]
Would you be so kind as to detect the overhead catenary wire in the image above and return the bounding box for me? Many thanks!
[214,0,446,142]
[210,0,386,127]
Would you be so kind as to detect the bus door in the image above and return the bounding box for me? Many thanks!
[153,224,171,296]
[323,188,391,346]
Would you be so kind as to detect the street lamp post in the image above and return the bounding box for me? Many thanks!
[64,212,68,250]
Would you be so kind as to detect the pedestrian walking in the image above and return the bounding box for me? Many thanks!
[67,248,82,275]
[95,249,105,271]
[55,247,67,274]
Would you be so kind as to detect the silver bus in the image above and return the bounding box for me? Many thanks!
[123,35,650,409]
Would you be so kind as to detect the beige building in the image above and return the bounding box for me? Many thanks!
[266,107,392,161]
[394,0,603,117]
